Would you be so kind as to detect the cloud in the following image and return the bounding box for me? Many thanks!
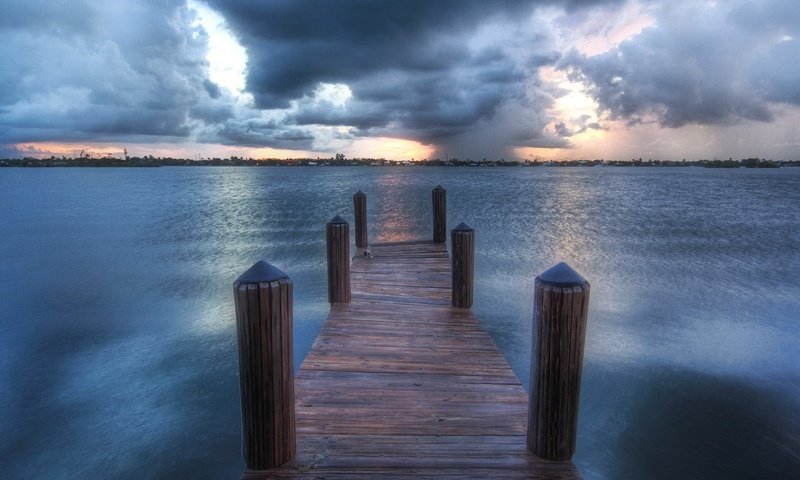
[0,1,231,145]
[0,0,628,157]
[205,0,543,156]
[561,0,800,128]
[204,0,623,156]
[17,0,796,159]
[209,1,531,105]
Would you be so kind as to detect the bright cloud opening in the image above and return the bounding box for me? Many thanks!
[189,0,247,94]
[313,83,353,109]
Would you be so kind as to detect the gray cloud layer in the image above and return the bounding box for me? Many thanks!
[562,1,800,128]
[206,0,569,156]
[1,0,799,158]
[0,1,217,141]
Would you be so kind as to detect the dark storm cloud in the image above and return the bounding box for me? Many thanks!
[12,0,776,157]
[208,0,528,105]
[0,0,233,145]
[426,85,571,159]
[562,1,800,128]
[0,0,625,155]
[206,0,621,154]
[206,0,541,151]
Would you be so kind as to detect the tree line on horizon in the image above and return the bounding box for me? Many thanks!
[0,155,794,168]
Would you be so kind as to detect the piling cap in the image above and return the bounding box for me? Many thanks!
[328,214,348,225]
[433,185,445,191]
[354,190,365,196]
[452,222,474,232]
[538,262,586,287]
[236,260,288,284]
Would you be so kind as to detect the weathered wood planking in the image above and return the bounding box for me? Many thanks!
[432,186,447,243]
[528,265,591,461]
[234,262,296,470]
[250,240,580,479]
[450,223,475,308]
[353,191,368,248]
[326,216,351,303]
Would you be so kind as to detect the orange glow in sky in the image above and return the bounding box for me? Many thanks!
[14,141,319,160]
[13,142,129,158]
[567,2,655,56]
[14,137,434,161]
[346,137,435,161]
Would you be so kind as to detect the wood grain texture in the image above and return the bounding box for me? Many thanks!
[326,218,351,303]
[234,278,296,469]
[247,240,580,478]
[451,225,474,309]
[354,191,368,248]
[432,186,447,243]
[527,278,590,461]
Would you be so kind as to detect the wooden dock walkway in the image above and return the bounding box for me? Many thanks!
[247,240,580,479]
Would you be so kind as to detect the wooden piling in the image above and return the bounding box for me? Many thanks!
[353,191,368,248]
[432,185,447,243]
[451,222,475,308]
[527,262,590,461]
[326,215,351,303]
[243,233,581,478]
[233,260,296,471]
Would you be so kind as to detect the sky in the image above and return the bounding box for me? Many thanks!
[1,0,799,161]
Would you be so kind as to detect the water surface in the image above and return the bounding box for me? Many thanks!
[1,166,798,479]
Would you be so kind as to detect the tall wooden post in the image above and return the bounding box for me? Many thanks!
[451,222,474,308]
[527,262,590,461]
[432,185,447,243]
[353,190,368,248]
[233,260,296,471]
[326,215,351,303]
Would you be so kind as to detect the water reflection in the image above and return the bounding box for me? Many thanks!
[540,170,596,267]
[370,170,428,242]
[580,365,800,479]
[1,167,798,479]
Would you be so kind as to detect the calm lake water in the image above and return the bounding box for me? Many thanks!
[1,166,798,479]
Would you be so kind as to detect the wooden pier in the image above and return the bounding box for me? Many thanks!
[240,239,581,478]
[234,188,589,478]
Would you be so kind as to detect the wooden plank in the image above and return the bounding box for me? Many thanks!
[250,239,579,478]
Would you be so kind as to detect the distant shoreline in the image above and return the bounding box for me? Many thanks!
[1,157,795,168]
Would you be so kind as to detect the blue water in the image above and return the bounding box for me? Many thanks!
[1,167,798,479]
